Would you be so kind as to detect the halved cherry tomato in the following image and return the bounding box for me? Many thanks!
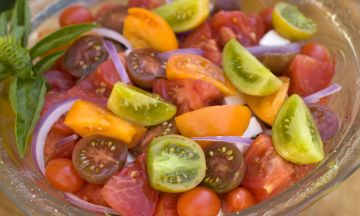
[75,183,109,207]
[64,100,147,147]
[177,187,221,216]
[45,158,85,192]
[211,11,266,47]
[222,187,256,214]
[59,5,94,27]
[260,7,274,31]
[128,0,166,9]
[288,55,335,96]
[102,154,159,216]
[301,43,331,62]
[175,105,251,145]
[123,8,178,51]
[153,79,223,115]
[182,21,222,66]
[154,193,179,216]
[241,135,294,201]
[166,54,237,96]
[243,77,289,125]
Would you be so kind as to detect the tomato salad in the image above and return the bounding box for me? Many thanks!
[0,0,341,216]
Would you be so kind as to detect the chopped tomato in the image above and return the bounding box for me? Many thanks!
[175,105,252,146]
[75,183,109,207]
[292,164,315,182]
[288,55,335,96]
[153,79,223,115]
[95,3,124,20]
[43,70,76,92]
[102,154,159,216]
[182,22,222,66]
[211,11,266,47]
[123,8,178,51]
[241,134,294,201]
[154,193,179,216]
[301,43,331,62]
[128,0,166,9]
[44,129,77,163]
[59,5,93,27]
[166,54,237,96]
[259,7,274,31]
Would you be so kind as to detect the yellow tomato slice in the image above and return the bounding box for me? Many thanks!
[64,100,146,148]
[243,77,290,125]
[166,54,237,96]
[123,8,178,51]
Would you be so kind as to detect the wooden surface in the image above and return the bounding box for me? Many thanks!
[0,170,359,216]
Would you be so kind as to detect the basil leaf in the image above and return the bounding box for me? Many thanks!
[14,77,47,158]
[9,78,17,112]
[30,23,97,58]
[10,0,31,47]
[11,25,25,42]
[33,51,64,75]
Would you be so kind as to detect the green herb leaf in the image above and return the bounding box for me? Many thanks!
[33,51,64,75]
[10,0,31,47]
[13,77,47,158]
[0,35,32,78]
[11,25,25,42]
[0,13,8,36]
[30,23,97,59]
[9,78,17,112]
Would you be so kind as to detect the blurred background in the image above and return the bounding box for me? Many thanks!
[0,169,359,216]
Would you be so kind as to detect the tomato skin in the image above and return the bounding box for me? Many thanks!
[222,187,256,214]
[288,55,335,96]
[75,183,109,207]
[102,154,159,216]
[155,193,179,216]
[45,158,85,192]
[177,187,221,216]
[128,0,166,9]
[301,43,331,62]
[43,70,76,92]
[59,5,93,27]
[259,7,274,31]
[44,129,77,163]
[182,22,222,66]
[241,135,294,201]
[211,11,266,47]
[153,79,223,115]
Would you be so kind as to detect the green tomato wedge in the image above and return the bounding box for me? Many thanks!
[154,0,210,33]
[107,82,177,126]
[223,39,282,96]
[272,94,324,164]
[147,135,206,193]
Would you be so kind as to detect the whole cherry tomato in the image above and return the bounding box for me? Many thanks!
[177,187,221,216]
[301,43,331,62]
[59,5,93,27]
[45,158,85,192]
[222,187,256,214]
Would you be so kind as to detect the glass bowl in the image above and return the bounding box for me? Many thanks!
[1,0,360,215]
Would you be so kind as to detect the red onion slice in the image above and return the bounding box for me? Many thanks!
[64,193,119,215]
[104,41,132,84]
[157,48,204,61]
[303,83,342,104]
[247,43,302,57]
[31,98,78,175]
[93,28,132,50]
[56,134,79,146]
[192,136,253,145]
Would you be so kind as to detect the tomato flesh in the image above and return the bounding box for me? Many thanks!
[102,154,159,216]
[288,55,335,96]
[75,183,109,207]
[154,193,179,216]
[301,43,331,62]
[59,5,94,27]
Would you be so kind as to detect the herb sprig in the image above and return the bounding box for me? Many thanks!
[0,0,96,158]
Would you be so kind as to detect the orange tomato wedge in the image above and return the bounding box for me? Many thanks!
[167,54,237,96]
[64,100,146,147]
[243,77,290,125]
[123,8,178,51]
[175,105,251,144]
